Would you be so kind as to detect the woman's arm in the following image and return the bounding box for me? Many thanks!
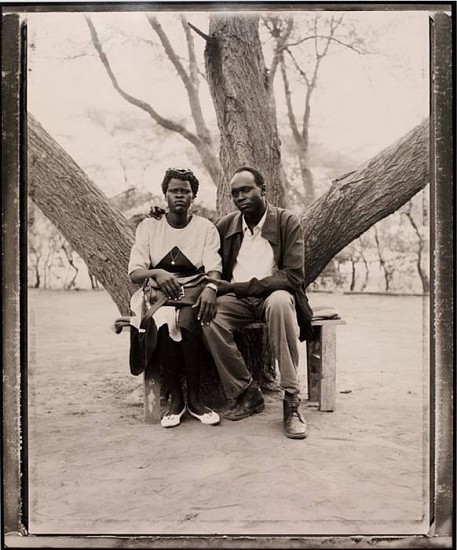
[130,268,182,300]
[128,219,182,299]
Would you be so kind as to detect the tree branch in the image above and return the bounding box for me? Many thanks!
[285,48,310,87]
[302,119,429,285]
[280,54,301,144]
[146,15,216,155]
[181,16,199,87]
[187,21,211,41]
[84,15,201,148]
[266,16,294,90]
[146,15,191,88]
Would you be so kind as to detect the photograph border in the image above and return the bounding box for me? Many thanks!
[2,2,454,548]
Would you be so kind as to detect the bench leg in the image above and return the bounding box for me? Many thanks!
[143,363,162,424]
[306,326,336,412]
[319,325,336,412]
[306,327,321,403]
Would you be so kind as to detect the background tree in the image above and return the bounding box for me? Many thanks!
[28,203,82,289]
[85,14,222,187]
[264,13,371,207]
[401,191,430,293]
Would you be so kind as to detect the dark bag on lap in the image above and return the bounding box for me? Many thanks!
[142,273,207,313]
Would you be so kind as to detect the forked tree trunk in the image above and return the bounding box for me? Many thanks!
[28,114,429,312]
[204,14,284,214]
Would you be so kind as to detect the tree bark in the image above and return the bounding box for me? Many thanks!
[302,119,429,286]
[204,14,284,214]
[28,113,135,315]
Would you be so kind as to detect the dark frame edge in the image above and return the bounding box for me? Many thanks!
[0,2,454,15]
[429,9,455,541]
[2,11,26,537]
[2,533,456,549]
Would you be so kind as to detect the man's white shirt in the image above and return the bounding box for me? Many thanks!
[231,209,277,283]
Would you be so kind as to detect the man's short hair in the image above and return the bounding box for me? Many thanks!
[232,166,265,188]
[161,168,199,197]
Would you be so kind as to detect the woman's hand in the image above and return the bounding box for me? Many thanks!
[194,287,217,325]
[153,269,182,300]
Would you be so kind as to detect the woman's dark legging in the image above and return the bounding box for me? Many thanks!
[156,325,202,407]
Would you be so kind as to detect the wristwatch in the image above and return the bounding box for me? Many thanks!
[205,282,218,293]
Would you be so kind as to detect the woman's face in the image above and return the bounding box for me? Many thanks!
[165,178,193,214]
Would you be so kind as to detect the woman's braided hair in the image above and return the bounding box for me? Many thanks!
[161,168,199,197]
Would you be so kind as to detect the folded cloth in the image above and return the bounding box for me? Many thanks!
[311,306,340,321]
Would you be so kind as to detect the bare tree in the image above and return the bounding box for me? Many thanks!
[358,235,371,292]
[373,225,395,292]
[85,14,222,186]
[402,198,430,293]
[59,242,80,290]
[28,204,67,289]
[265,13,371,207]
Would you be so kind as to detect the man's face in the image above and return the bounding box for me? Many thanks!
[165,178,193,214]
[230,171,265,216]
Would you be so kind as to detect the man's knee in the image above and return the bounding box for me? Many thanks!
[265,290,295,314]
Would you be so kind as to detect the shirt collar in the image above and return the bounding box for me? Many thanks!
[242,207,268,234]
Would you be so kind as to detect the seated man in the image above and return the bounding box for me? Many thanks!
[202,166,313,439]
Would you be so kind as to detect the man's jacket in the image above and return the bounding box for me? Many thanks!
[216,203,314,341]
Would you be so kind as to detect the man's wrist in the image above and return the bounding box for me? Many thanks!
[205,282,218,293]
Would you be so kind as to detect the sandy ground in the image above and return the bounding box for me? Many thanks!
[27,289,429,536]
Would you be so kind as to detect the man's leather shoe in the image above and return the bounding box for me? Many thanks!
[223,382,265,421]
[283,397,308,439]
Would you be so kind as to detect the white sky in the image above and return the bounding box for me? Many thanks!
[25,8,430,207]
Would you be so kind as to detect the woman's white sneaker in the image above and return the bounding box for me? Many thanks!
[187,406,220,425]
[161,406,186,428]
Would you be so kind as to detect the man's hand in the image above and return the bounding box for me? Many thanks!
[193,287,217,325]
[149,206,166,220]
[153,269,182,300]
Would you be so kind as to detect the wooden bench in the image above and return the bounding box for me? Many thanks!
[143,314,346,423]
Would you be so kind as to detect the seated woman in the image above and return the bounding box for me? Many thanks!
[128,168,222,428]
